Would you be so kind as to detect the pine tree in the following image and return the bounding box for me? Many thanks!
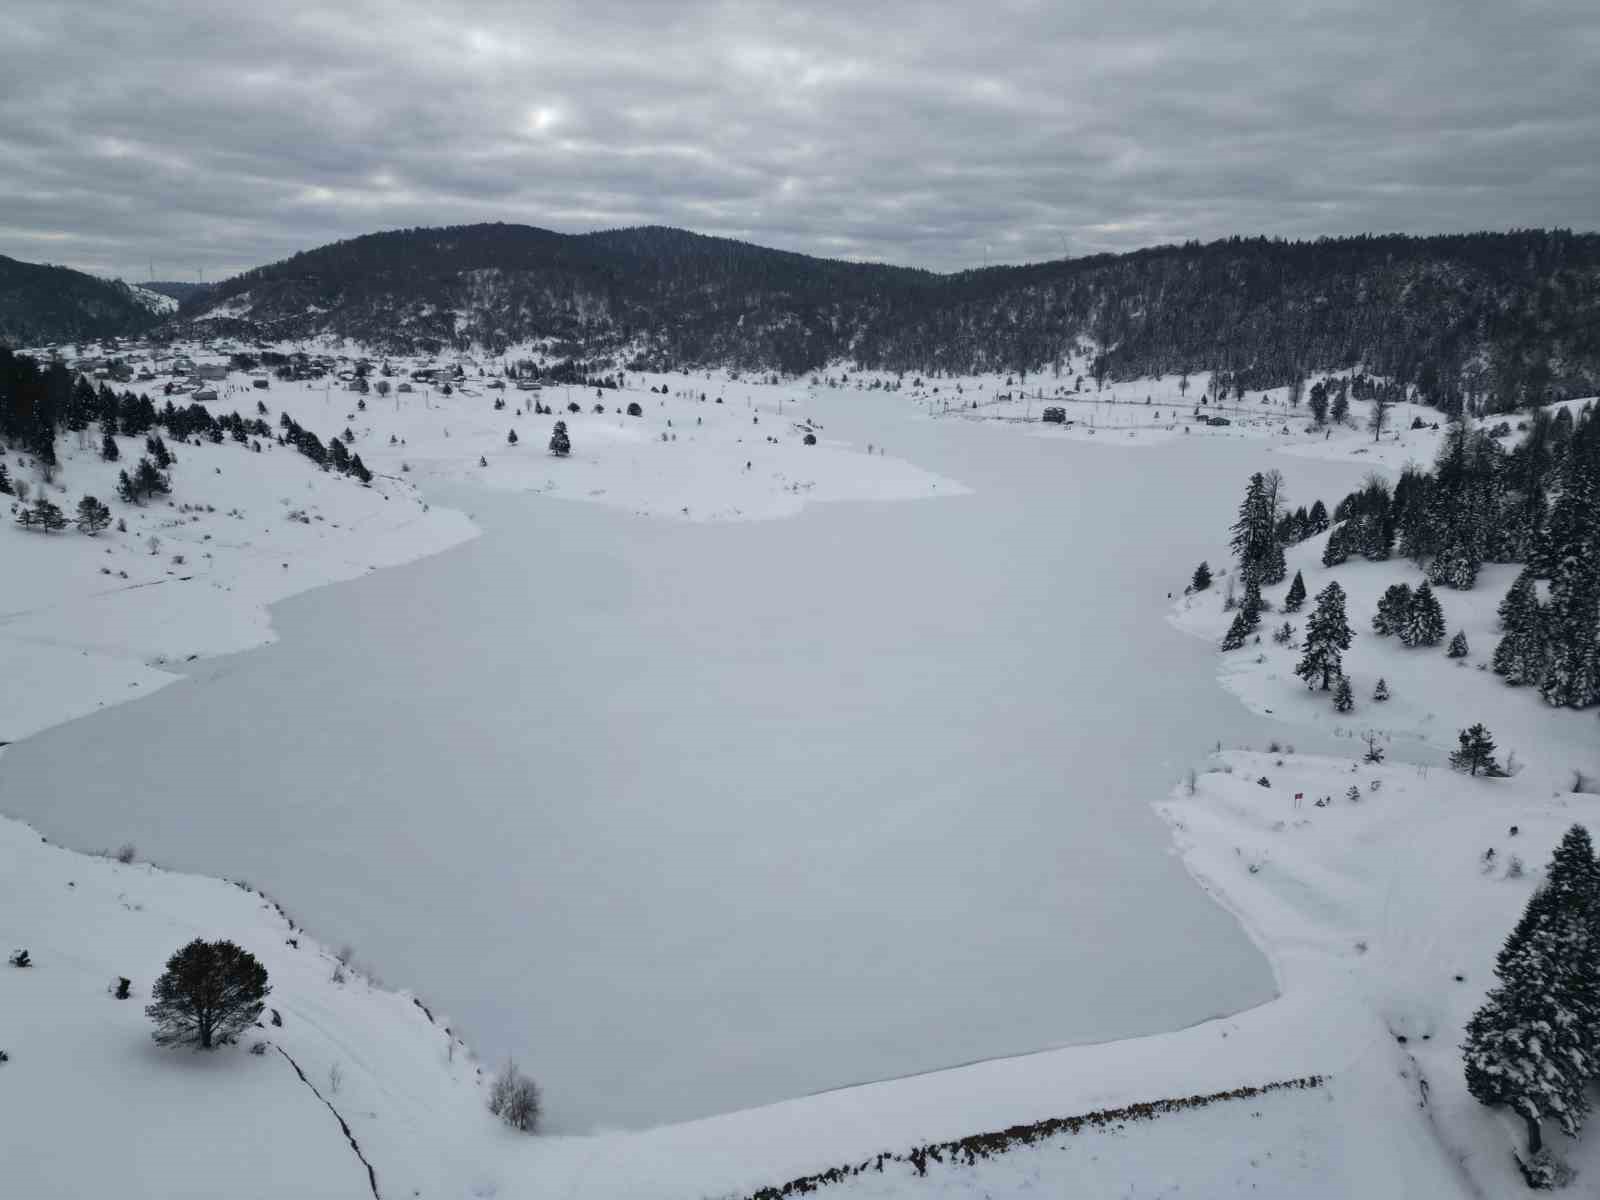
[1220,610,1252,651]
[1333,674,1354,712]
[1448,630,1470,659]
[1401,581,1446,647]
[1538,421,1600,706]
[1295,581,1352,690]
[1240,574,1264,632]
[1493,567,1546,686]
[1261,537,1287,586]
[507,428,519,446]
[134,457,171,500]
[1190,561,1212,592]
[145,939,269,1049]
[1427,537,1481,590]
[1283,570,1306,612]
[18,495,67,532]
[75,495,110,534]
[548,421,571,457]
[1230,473,1279,582]
[100,431,119,462]
[1308,382,1328,426]
[0,462,10,495]
[1449,724,1502,776]
[1331,391,1349,424]
[1373,676,1390,701]
[1321,523,1350,567]
[116,469,137,504]
[1373,582,1413,636]
[1307,499,1329,534]
[1463,826,1600,1157]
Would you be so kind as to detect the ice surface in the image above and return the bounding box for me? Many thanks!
[0,387,1374,1131]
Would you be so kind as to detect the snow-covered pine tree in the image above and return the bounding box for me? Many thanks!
[0,462,10,494]
[1373,677,1390,701]
[1240,574,1264,632]
[1307,499,1329,535]
[1537,419,1600,708]
[1321,523,1350,567]
[1373,582,1413,636]
[1463,826,1600,1158]
[1283,570,1306,612]
[1295,581,1352,690]
[548,421,571,457]
[1448,630,1470,658]
[1333,674,1354,712]
[1401,581,1446,647]
[1449,724,1503,776]
[100,431,119,461]
[1220,610,1252,651]
[1261,536,1287,586]
[1190,561,1212,592]
[1427,536,1481,590]
[1493,567,1546,686]
[1229,473,1280,582]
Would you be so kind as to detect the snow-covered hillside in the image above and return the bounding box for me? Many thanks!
[0,816,497,1200]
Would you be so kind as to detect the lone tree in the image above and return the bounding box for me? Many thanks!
[1190,561,1212,593]
[1463,825,1600,1163]
[1295,581,1352,690]
[548,420,571,457]
[1373,677,1390,701]
[507,427,518,446]
[1447,629,1470,659]
[1449,724,1503,777]
[488,1060,542,1132]
[1333,673,1354,713]
[75,495,111,534]
[1283,569,1307,613]
[146,939,269,1049]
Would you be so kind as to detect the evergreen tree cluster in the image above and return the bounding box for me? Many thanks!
[1370,580,1447,647]
[1252,397,1600,713]
[1463,826,1600,1165]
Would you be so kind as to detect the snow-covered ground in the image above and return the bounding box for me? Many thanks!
[4,344,1597,1197]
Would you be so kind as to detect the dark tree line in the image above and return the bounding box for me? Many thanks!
[157,225,1600,398]
[2,347,372,491]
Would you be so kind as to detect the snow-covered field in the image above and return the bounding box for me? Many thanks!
[4,343,1596,1197]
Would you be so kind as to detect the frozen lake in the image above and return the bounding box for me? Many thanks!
[0,391,1370,1130]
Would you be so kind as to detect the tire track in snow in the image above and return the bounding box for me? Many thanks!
[276,1046,382,1200]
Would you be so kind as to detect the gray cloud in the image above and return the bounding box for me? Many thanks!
[3,0,1597,279]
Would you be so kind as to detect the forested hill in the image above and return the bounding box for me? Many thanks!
[173,224,1600,407]
[0,256,165,347]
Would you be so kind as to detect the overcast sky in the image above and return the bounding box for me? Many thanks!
[4,0,1597,280]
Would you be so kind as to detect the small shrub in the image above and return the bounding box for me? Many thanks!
[115,843,136,864]
[113,976,131,1000]
[488,1060,542,1132]
[1256,775,1271,788]
[9,949,31,968]
[249,1040,268,1056]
